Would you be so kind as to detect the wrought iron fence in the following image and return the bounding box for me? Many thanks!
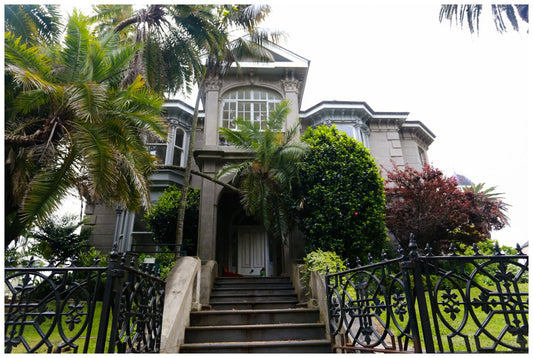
[4,246,166,354]
[325,235,528,353]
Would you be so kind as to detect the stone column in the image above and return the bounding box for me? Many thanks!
[281,79,301,136]
[203,78,221,146]
[197,161,218,260]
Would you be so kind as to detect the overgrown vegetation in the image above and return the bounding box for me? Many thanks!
[217,100,307,243]
[143,186,200,256]
[301,249,346,295]
[28,214,91,265]
[293,125,388,264]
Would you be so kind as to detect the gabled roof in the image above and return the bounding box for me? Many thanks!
[227,35,310,106]
[233,35,310,70]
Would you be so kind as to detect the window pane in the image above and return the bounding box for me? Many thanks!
[221,87,281,133]
[173,147,182,166]
[336,125,355,138]
[175,129,184,148]
[148,144,166,164]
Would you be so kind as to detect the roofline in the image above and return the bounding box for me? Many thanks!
[163,99,204,117]
[402,121,436,139]
[234,34,310,68]
[300,100,409,119]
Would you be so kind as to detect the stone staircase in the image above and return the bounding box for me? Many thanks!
[180,276,332,353]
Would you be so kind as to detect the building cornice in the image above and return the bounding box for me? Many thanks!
[300,101,409,120]
[400,121,436,147]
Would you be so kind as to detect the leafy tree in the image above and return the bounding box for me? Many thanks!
[439,4,528,34]
[144,186,200,256]
[5,11,166,247]
[217,100,307,243]
[29,214,91,265]
[385,163,509,251]
[293,125,387,264]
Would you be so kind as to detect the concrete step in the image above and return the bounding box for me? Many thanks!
[184,322,327,343]
[180,276,331,353]
[214,283,294,290]
[209,293,297,303]
[180,339,332,353]
[215,277,291,285]
[190,308,321,326]
[210,299,299,310]
[210,287,296,296]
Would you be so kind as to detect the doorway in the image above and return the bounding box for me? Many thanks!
[237,227,268,276]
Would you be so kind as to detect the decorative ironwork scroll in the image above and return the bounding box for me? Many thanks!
[4,257,106,353]
[326,236,528,353]
[95,250,166,353]
[5,246,166,354]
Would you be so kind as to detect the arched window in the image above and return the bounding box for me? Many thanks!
[221,87,281,130]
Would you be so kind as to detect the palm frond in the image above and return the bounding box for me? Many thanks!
[19,143,79,226]
[61,11,94,82]
[5,5,61,44]
[67,82,108,123]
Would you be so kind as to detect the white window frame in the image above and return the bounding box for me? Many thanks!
[221,87,282,131]
[145,125,188,166]
[334,123,370,148]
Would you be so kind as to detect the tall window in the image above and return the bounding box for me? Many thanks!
[221,87,281,131]
[172,128,185,166]
[145,126,186,166]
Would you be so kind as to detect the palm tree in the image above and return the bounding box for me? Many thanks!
[91,4,227,96]
[89,4,282,252]
[463,182,510,224]
[216,100,308,243]
[4,4,61,44]
[439,5,528,34]
[5,11,166,247]
[174,5,282,253]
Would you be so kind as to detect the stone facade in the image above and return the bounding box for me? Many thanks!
[85,40,435,276]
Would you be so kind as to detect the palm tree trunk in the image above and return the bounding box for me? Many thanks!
[175,84,202,258]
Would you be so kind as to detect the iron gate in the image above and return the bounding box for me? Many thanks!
[4,245,165,353]
[325,235,528,353]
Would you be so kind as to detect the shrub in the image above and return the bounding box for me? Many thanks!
[301,249,346,294]
[293,125,387,264]
[144,186,200,256]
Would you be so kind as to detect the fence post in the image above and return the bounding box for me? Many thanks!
[95,247,121,353]
[399,257,423,352]
[406,236,435,353]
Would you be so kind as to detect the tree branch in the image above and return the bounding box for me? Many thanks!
[157,164,241,194]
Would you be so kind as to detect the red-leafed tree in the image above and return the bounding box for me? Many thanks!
[384,163,509,251]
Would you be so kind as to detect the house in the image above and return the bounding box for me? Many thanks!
[85,39,435,276]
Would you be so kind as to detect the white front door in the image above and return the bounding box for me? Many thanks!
[237,227,267,276]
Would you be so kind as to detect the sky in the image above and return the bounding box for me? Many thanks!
[256,1,530,248]
[50,2,530,248]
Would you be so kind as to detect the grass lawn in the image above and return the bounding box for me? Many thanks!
[6,301,110,354]
[341,281,528,353]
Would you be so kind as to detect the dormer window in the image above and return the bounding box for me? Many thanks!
[221,87,281,131]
